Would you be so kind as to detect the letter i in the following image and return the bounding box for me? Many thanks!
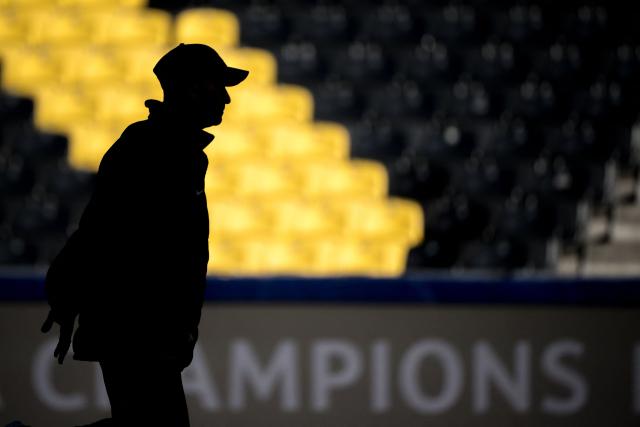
[634,343,640,414]
[371,340,390,412]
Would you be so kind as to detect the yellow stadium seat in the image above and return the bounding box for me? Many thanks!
[277,84,314,122]
[175,8,239,48]
[238,237,313,275]
[257,121,348,161]
[308,237,379,276]
[294,160,388,199]
[229,160,296,198]
[222,86,280,124]
[261,198,340,238]
[1,0,51,8]
[204,123,261,161]
[67,122,119,171]
[369,239,409,276]
[57,0,146,7]
[0,46,58,95]
[208,197,267,237]
[217,47,277,86]
[20,7,88,46]
[313,121,351,158]
[50,46,119,89]
[208,237,245,275]
[333,198,423,245]
[89,84,150,129]
[111,45,168,89]
[388,198,424,246]
[336,199,398,240]
[224,84,313,124]
[89,8,171,47]
[204,165,235,198]
[0,10,25,47]
[33,84,93,133]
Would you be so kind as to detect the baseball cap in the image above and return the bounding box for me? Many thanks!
[153,43,249,88]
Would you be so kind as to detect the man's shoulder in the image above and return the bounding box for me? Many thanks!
[120,119,155,141]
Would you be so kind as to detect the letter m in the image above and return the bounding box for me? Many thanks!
[229,339,299,411]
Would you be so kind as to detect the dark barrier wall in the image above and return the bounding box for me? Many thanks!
[1,274,639,427]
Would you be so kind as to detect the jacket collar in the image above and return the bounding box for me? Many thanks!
[144,99,214,151]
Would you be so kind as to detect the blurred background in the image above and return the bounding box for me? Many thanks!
[1,0,640,426]
[1,0,639,277]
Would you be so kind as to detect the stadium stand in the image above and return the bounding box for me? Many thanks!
[0,0,639,276]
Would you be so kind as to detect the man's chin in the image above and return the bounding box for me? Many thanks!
[205,115,223,127]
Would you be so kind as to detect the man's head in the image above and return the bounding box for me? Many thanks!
[153,43,249,128]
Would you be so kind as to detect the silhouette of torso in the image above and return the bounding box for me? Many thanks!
[49,99,212,362]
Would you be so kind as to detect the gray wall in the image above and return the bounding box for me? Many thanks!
[1,304,639,426]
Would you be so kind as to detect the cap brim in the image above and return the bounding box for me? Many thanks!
[224,67,249,86]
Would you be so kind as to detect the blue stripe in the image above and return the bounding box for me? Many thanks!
[2,273,640,305]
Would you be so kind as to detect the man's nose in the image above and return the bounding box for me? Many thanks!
[223,89,231,104]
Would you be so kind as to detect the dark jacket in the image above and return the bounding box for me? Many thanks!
[44,99,212,364]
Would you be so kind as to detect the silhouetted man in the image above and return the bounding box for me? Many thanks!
[40,43,249,427]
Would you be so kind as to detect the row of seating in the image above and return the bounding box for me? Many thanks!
[208,236,409,276]
[66,115,348,171]
[0,6,240,48]
[1,44,276,92]
[0,0,426,276]
[204,160,387,199]
[209,196,423,245]
[215,2,624,50]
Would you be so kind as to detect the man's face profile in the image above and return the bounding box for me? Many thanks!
[165,78,231,128]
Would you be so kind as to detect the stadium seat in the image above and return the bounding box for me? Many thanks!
[56,0,146,6]
[223,84,313,124]
[308,237,378,275]
[329,40,391,83]
[562,5,608,44]
[32,84,93,133]
[262,198,340,239]
[468,40,524,86]
[427,3,480,45]
[208,197,268,237]
[204,166,234,198]
[257,121,349,161]
[204,123,260,161]
[228,160,297,198]
[207,237,245,274]
[0,151,36,197]
[11,194,70,239]
[19,7,89,46]
[111,45,172,88]
[348,117,404,161]
[217,47,277,86]
[294,159,388,199]
[66,122,119,171]
[365,79,429,119]
[311,77,363,120]
[0,9,25,47]
[237,237,313,275]
[459,236,529,271]
[0,46,58,95]
[89,8,171,47]
[358,3,418,44]
[0,235,38,264]
[337,197,423,245]
[51,46,120,89]
[175,8,239,48]
[289,3,352,44]
[493,4,548,45]
[275,40,323,85]
[238,2,289,48]
[395,34,455,86]
[89,84,151,129]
